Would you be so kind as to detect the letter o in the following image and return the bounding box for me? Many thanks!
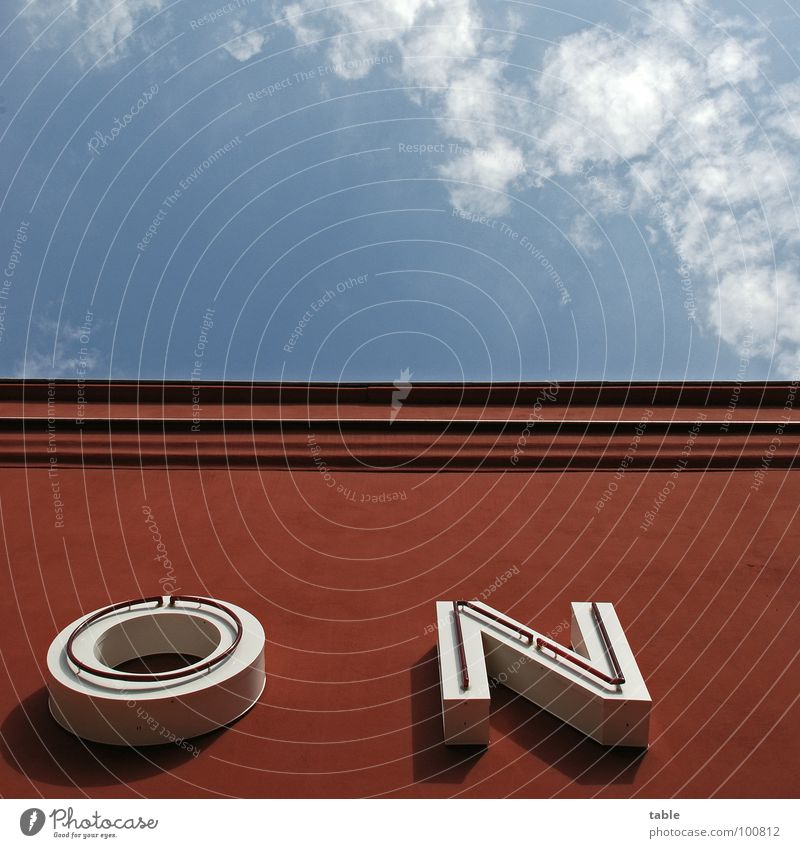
[47,595,265,746]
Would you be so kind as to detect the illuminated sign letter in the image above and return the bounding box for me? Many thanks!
[436,600,651,747]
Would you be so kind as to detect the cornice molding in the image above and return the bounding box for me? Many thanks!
[1,414,796,470]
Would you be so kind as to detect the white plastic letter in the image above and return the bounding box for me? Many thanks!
[436,600,651,747]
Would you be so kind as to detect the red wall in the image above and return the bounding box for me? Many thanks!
[1,381,798,798]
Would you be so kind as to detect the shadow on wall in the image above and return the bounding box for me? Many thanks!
[4,656,646,793]
[0,687,225,789]
[409,647,646,789]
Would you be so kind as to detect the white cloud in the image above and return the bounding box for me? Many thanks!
[441,136,526,216]
[18,318,104,378]
[706,37,763,87]
[222,20,266,62]
[567,216,604,255]
[279,0,800,374]
[280,0,530,215]
[24,0,166,66]
[20,348,102,378]
[537,30,695,167]
[711,264,800,375]
[532,0,800,375]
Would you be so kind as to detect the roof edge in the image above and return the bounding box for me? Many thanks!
[0,379,794,408]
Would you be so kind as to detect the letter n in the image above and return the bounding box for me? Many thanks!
[436,600,651,747]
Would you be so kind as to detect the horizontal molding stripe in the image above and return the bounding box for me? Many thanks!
[0,416,797,434]
[1,416,796,470]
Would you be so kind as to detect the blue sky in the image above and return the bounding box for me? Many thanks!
[1,0,799,381]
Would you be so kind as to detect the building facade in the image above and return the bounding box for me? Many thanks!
[0,380,798,797]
